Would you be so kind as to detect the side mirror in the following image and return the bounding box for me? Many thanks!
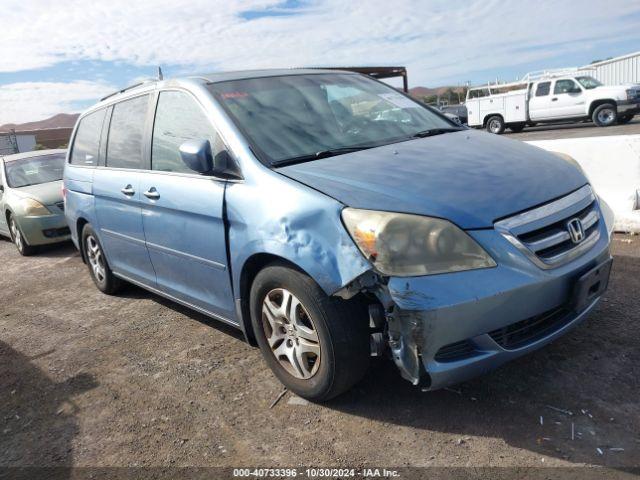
[179,139,213,174]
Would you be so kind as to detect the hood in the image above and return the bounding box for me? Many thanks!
[11,180,63,206]
[279,130,587,229]
[592,84,637,96]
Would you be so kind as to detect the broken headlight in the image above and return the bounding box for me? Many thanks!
[342,208,496,277]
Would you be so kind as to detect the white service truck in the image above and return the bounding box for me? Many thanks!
[466,69,640,134]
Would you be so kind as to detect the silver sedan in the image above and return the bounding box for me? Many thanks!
[0,149,70,255]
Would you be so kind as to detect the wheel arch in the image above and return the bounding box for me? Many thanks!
[76,217,90,263]
[237,252,316,346]
[588,99,617,117]
[482,113,504,127]
[4,207,18,236]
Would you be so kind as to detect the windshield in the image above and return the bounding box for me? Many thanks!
[208,73,457,165]
[576,76,603,89]
[4,153,65,188]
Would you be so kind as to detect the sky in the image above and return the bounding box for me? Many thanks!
[1,0,640,125]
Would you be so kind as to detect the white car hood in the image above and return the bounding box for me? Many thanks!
[591,84,637,96]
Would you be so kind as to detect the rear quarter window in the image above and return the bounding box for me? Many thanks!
[70,109,107,166]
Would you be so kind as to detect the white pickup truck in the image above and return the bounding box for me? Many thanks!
[466,69,640,133]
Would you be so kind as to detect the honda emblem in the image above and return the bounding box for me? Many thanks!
[567,218,585,244]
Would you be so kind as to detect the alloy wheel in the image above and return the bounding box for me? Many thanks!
[86,235,106,283]
[261,288,321,379]
[10,218,23,253]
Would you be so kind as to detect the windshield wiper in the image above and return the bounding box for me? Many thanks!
[272,145,375,167]
[411,127,463,138]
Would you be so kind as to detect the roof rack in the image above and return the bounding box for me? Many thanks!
[520,67,595,82]
[99,76,163,102]
[469,66,600,92]
[100,67,168,102]
[100,82,146,102]
[468,78,528,91]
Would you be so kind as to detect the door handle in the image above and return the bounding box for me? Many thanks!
[551,97,558,102]
[144,187,160,200]
[121,185,135,196]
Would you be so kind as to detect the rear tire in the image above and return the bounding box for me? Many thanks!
[8,214,37,256]
[486,115,505,134]
[508,123,526,133]
[250,263,370,402]
[81,223,122,295]
[618,114,634,125]
[592,103,617,127]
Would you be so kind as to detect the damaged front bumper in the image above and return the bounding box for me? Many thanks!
[375,225,612,390]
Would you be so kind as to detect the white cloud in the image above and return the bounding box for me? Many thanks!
[1,0,639,124]
[1,0,639,84]
[0,81,114,125]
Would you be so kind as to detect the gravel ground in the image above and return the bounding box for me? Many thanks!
[0,234,639,473]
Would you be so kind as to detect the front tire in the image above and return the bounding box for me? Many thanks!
[81,224,122,295]
[250,263,369,401]
[592,103,617,127]
[486,115,505,134]
[8,214,36,256]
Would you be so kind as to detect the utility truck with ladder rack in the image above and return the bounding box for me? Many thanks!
[466,68,640,134]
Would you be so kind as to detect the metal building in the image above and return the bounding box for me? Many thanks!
[0,131,36,155]
[579,51,640,84]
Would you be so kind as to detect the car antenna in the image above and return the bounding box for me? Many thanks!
[157,66,164,81]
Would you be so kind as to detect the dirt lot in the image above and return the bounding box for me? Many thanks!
[1,234,639,474]
[505,116,640,141]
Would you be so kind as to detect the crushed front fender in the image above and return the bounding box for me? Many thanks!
[374,227,611,390]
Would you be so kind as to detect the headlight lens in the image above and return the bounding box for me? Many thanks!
[19,198,51,216]
[342,208,496,276]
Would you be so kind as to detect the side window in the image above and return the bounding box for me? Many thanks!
[70,109,106,166]
[151,91,221,173]
[535,82,551,97]
[468,89,489,99]
[106,95,149,169]
[554,79,579,94]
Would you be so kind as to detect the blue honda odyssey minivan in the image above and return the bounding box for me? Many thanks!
[64,69,614,400]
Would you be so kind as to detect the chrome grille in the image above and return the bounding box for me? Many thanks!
[495,185,600,269]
